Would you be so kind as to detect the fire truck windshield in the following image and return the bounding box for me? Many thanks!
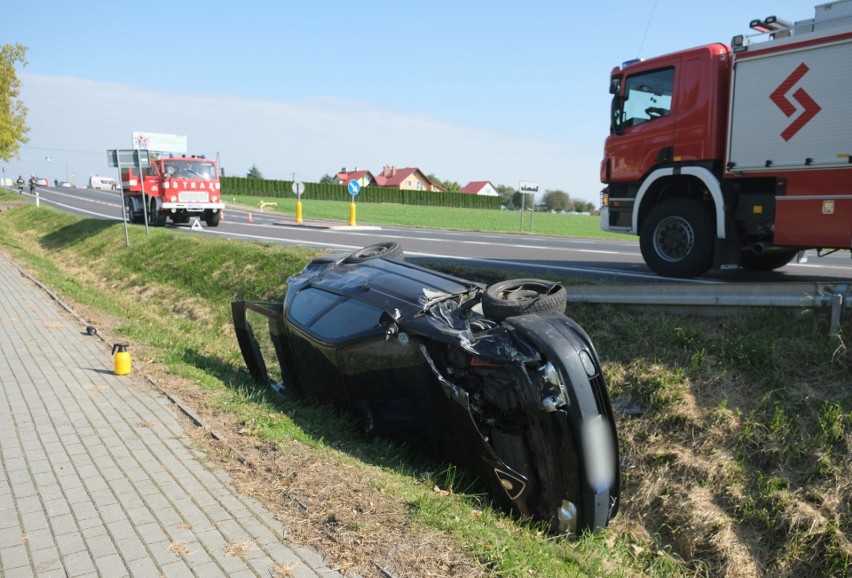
[164,160,216,180]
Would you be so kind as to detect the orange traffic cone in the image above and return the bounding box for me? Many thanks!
[220,210,225,221]
[248,212,254,223]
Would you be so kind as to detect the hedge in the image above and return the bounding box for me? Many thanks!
[220,177,501,210]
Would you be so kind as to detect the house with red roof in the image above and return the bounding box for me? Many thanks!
[373,165,445,192]
[460,181,499,196]
[334,168,376,188]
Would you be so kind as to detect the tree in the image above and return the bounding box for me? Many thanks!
[574,200,596,214]
[496,184,518,209]
[442,180,461,193]
[246,164,263,179]
[319,173,336,185]
[0,43,29,162]
[542,189,573,212]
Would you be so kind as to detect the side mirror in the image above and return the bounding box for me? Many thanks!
[609,77,621,95]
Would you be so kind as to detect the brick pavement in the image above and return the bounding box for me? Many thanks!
[0,254,347,578]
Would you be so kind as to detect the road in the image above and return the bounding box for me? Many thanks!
[13,184,852,284]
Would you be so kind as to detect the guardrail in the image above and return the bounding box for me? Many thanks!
[565,282,849,336]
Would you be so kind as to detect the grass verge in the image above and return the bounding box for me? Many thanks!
[0,196,850,577]
[226,193,632,240]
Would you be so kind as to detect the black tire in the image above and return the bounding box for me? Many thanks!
[150,198,167,227]
[344,242,403,263]
[640,198,714,278]
[740,250,797,271]
[125,197,142,224]
[482,279,567,322]
[205,210,221,227]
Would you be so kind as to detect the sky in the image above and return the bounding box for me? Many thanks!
[3,0,817,203]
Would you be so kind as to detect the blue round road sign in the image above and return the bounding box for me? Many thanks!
[348,179,361,196]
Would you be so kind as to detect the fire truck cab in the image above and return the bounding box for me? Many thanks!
[600,1,852,277]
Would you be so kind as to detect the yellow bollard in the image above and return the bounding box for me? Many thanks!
[349,202,356,226]
[296,200,303,223]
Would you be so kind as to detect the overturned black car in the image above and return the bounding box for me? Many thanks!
[232,242,620,534]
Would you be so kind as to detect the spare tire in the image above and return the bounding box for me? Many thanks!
[344,242,404,263]
[482,279,567,322]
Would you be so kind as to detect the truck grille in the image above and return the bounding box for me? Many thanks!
[178,192,209,203]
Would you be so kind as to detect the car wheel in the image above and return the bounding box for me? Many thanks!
[344,242,404,263]
[740,250,797,271]
[482,279,567,322]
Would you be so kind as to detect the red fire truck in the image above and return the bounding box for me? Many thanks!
[600,1,852,277]
[122,154,224,227]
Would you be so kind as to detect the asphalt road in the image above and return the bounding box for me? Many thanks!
[13,185,852,285]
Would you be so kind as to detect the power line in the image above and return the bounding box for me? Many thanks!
[636,0,659,58]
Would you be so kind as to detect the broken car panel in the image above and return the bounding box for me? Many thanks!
[232,242,620,534]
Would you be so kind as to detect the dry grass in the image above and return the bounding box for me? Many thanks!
[167,540,190,557]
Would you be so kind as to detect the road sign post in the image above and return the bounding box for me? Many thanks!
[518,180,539,232]
[292,181,305,223]
[347,180,361,226]
[108,148,151,246]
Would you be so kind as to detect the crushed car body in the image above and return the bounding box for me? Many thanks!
[231,242,620,534]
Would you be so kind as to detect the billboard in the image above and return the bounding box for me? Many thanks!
[132,132,188,154]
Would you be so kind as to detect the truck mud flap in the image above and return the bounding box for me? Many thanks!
[231,300,284,385]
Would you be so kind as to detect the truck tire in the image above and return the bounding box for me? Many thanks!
[149,198,167,227]
[205,210,221,227]
[482,279,567,322]
[740,250,797,271]
[640,198,714,278]
[125,197,143,224]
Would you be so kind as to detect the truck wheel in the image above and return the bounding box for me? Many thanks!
[125,197,142,224]
[482,279,567,322]
[149,198,167,227]
[205,211,221,227]
[740,250,797,271]
[640,198,714,278]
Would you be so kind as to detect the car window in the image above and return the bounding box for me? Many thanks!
[288,287,345,326]
[310,298,384,340]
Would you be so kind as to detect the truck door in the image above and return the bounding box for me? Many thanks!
[608,66,676,183]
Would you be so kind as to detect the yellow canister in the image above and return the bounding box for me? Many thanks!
[112,343,131,376]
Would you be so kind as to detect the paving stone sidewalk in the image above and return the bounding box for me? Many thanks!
[0,255,346,578]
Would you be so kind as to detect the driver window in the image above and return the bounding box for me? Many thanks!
[621,68,674,129]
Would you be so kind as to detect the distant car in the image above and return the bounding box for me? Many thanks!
[232,242,621,534]
[35,177,48,186]
[59,181,72,188]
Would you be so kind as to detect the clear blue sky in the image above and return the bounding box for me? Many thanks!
[4,0,814,203]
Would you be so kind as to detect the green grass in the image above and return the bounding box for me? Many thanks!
[0,196,849,577]
[226,194,633,240]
